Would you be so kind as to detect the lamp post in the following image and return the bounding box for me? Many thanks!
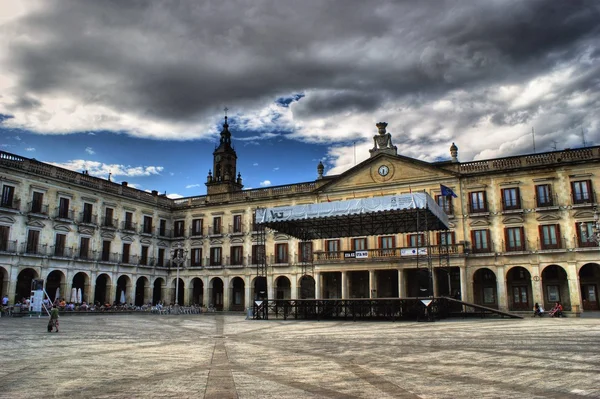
[170,241,187,312]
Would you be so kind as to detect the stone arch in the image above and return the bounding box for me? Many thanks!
[191,277,204,306]
[229,276,245,311]
[579,263,600,311]
[116,275,132,304]
[210,277,224,310]
[45,270,66,302]
[0,265,8,300]
[252,276,267,301]
[540,265,570,311]
[94,273,112,305]
[135,276,150,306]
[72,272,89,304]
[16,268,39,303]
[275,275,291,300]
[506,266,532,311]
[472,268,497,308]
[298,275,315,299]
[153,277,165,305]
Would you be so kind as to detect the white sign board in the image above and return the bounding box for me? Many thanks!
[31,290,44,312]
[355,251,368,259]
[421,299,432,307]
[400,248,428,256]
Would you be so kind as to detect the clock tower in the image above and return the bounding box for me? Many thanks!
[206,114,243,195]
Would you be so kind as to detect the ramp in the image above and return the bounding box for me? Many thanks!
[444,297,523,319]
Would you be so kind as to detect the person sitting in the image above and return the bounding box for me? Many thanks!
[533,302,544,317]
[549,301,564,317]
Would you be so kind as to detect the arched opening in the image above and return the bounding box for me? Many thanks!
[16,268,38,303]
[348,271,368,298]
[376,270,399,298]
[322,272,341,299]
[116,275,131,305]
[579,263,600,311]
[473,268,497,308]
[72,272,88,304]
[541,265,570,311]
[275,276,291,300]
[171,278,184,305]
[153,278,164,305]
[135,276,149,306]
[46,270,65,302]
[94,274,111,305]
[191,277,204,306]
[253,276,267,300]
[299,275,315,299]
[0,266,8,300]
[506,266,532,311]
[210,278,223,310]
[230,277,245,311]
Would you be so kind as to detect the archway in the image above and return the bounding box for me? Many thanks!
[191,277,204,306]
[116,275,131,305]
[230,277,245,311]
[473,268,497,308]
[153,278,164,305]
[210,278,223,310]
[275,276,291,300]
[541,265,570,310]
[0,266,8,300]
[579,263,600,311]
[16,268,38,303]
[298,275,315,299]
[348,271,368,298]
[135,276,149,306]
[171,278,184,305]
[72,272,88,303]
[94,274,111,305]
[322,272,341,299]
[46,270,65,303]
[506,266,532,311]
[253,276,267,300]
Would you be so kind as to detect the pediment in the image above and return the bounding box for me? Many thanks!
[210,238,223,245]
[140,237,152,245]
[26,219,46,228]
[318,154,456,193]
[573,210,595,219]
[191,240,203,246]
[502,216,524,224]
[536,213,561,222]
[469,219,490,227]
[78,226,95,235]
[230,237,244,244]
[53,224,72,233]
[0,215,16,225]
[101,231,115,239]
[157,241,168,247]
[274,233,290,241]
[121,235,134,242]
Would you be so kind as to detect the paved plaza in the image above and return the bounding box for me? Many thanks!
[1,313,599,399]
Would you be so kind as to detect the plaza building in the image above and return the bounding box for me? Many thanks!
[1,118,600,314]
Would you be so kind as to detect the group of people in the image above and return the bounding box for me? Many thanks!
[533,301,564,317]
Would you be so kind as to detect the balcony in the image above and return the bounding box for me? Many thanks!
[208,225,223,237]
[470,240,496,256]
[189,227,205,238]
[50,246,74,258]
[156,258,170,268]
[78,212,98,226]
[206,257,223,269]
[468,205,489,217]
[574,235,599,251]
[189,258,204,268]
[0,240,17,253]
[27,201,49,216]
[502,239,530,254]
[138,256,155,267]
[140,225,153,236]
[54,207,74,221]
[313,244,466,264]
[0,198,20,212]
[101,217,119,230]
[21,243,48,256]
[229,224,245,235]
[534,194,560,211]
[157,228,172,238]
[121,221,137,233]
[74,249,94,261]
[572,191,596,208]
[537,236,567,253]
[501,197,524,214]
[98,252,120,263]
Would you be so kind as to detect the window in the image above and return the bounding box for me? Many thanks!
[26,230,40,254]
[82,203,93,224]
[252,212,260,231]
[54,234,66,257]
[0,225,9,251]
[58,197,70,219]
[233,215,242,233]
[124,211,134,230]
[140,246,149,265]
[505,227,525,252]
[191,218,203,236]
[101,241,111,261]
[230,246,243,265]
[408,234,424,247]
[539,224,561,250]
[104,208,114,227]
[501,188,521,210]
[1,185,15,208]
[471,230,491,253]
[469,191,488,213]
[547,285,561,302]
[572,180,592,204]
[31,192,44,213]
[191,248,203,266]
[210,247,222,266]
[174,220,185,238]
[438,232,455,246]
[213,217,222,235]
[435,195,453,215]
[275,243,288,263]
[298,242,313,262]
[379,236,395,256]
[122,243,131,263]
[326,239,340,253]
[159,219,166,236]
[535,184,553,207]
[577,222,597,247]
[157,248,165,266]
[79,237,90,259]
[143,216,152,234]
[252,244,265,264]
[351,238,367,250]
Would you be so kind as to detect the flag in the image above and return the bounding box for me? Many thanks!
[326,195,331,202]
[440,184,458,198]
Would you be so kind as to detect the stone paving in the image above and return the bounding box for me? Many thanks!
[1,313,599,399]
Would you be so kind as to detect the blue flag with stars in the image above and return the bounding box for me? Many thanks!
[440,184,458,198]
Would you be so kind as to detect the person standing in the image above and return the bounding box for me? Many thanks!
[2,295,8,307]
[48,305,60,333]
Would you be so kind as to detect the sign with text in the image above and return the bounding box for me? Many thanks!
[344,251,369,259]
[400,248,428,256]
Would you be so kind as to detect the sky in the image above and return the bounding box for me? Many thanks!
[0,1,599,198]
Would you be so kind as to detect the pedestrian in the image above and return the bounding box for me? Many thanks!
[2,295,8,306]
[48,305,60,333]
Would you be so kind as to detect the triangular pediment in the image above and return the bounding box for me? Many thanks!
[101,231,115,239]
[26,219,46,228]
[469,219,490,227]
[121,235,134,242]
[210,238,223,245]
[157,241,168,247]
[536,213,561,222]
[0,215,16,224]
[317,153,456,193]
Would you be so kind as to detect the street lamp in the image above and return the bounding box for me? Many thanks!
[170,241,188,309]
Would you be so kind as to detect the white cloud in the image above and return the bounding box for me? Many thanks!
[253,163,258,166]
[166,193,183,199]
[85,146,95,155]
[185,183,200,189]
[273,167,279,171]
[259,180,271,187]
[48,159,164,178]
[25,147,35,151]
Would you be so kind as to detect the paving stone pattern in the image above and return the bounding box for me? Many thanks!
[0,314,599,398]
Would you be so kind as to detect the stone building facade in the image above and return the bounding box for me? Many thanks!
[1,120,599,313]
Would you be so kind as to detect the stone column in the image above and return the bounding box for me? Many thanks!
[223,278,230,310]
[183,282,192,306]
[315,272,321,299]
[397,268,405,298]
[369,270,376,298]
[459,266,468,302]
[530,266,543,306]
[244,276,252,308]
[341,271,348,299]
[267,274,275,301]
[567,263,581,313]
[203,278,210,307]
[290,275,298,300]
[496,266,507,312]
[144,285,152,306]
[88,273,96,304]
[432,268,439,297]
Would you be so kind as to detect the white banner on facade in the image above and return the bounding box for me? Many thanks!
[355,251,368,258]
[400,248,428,256]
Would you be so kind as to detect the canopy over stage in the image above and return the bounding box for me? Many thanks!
[255,192,450,240]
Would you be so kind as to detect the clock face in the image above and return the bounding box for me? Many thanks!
[215,155,221,162]
[378,165,389,176]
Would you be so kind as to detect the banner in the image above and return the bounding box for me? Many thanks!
[400,248,428,256]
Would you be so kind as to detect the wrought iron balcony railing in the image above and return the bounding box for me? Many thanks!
[27,201,48,215]
[78,212,98,225]
[54,207,74,220]
[0,240,17,253]
[0,198,20,211]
